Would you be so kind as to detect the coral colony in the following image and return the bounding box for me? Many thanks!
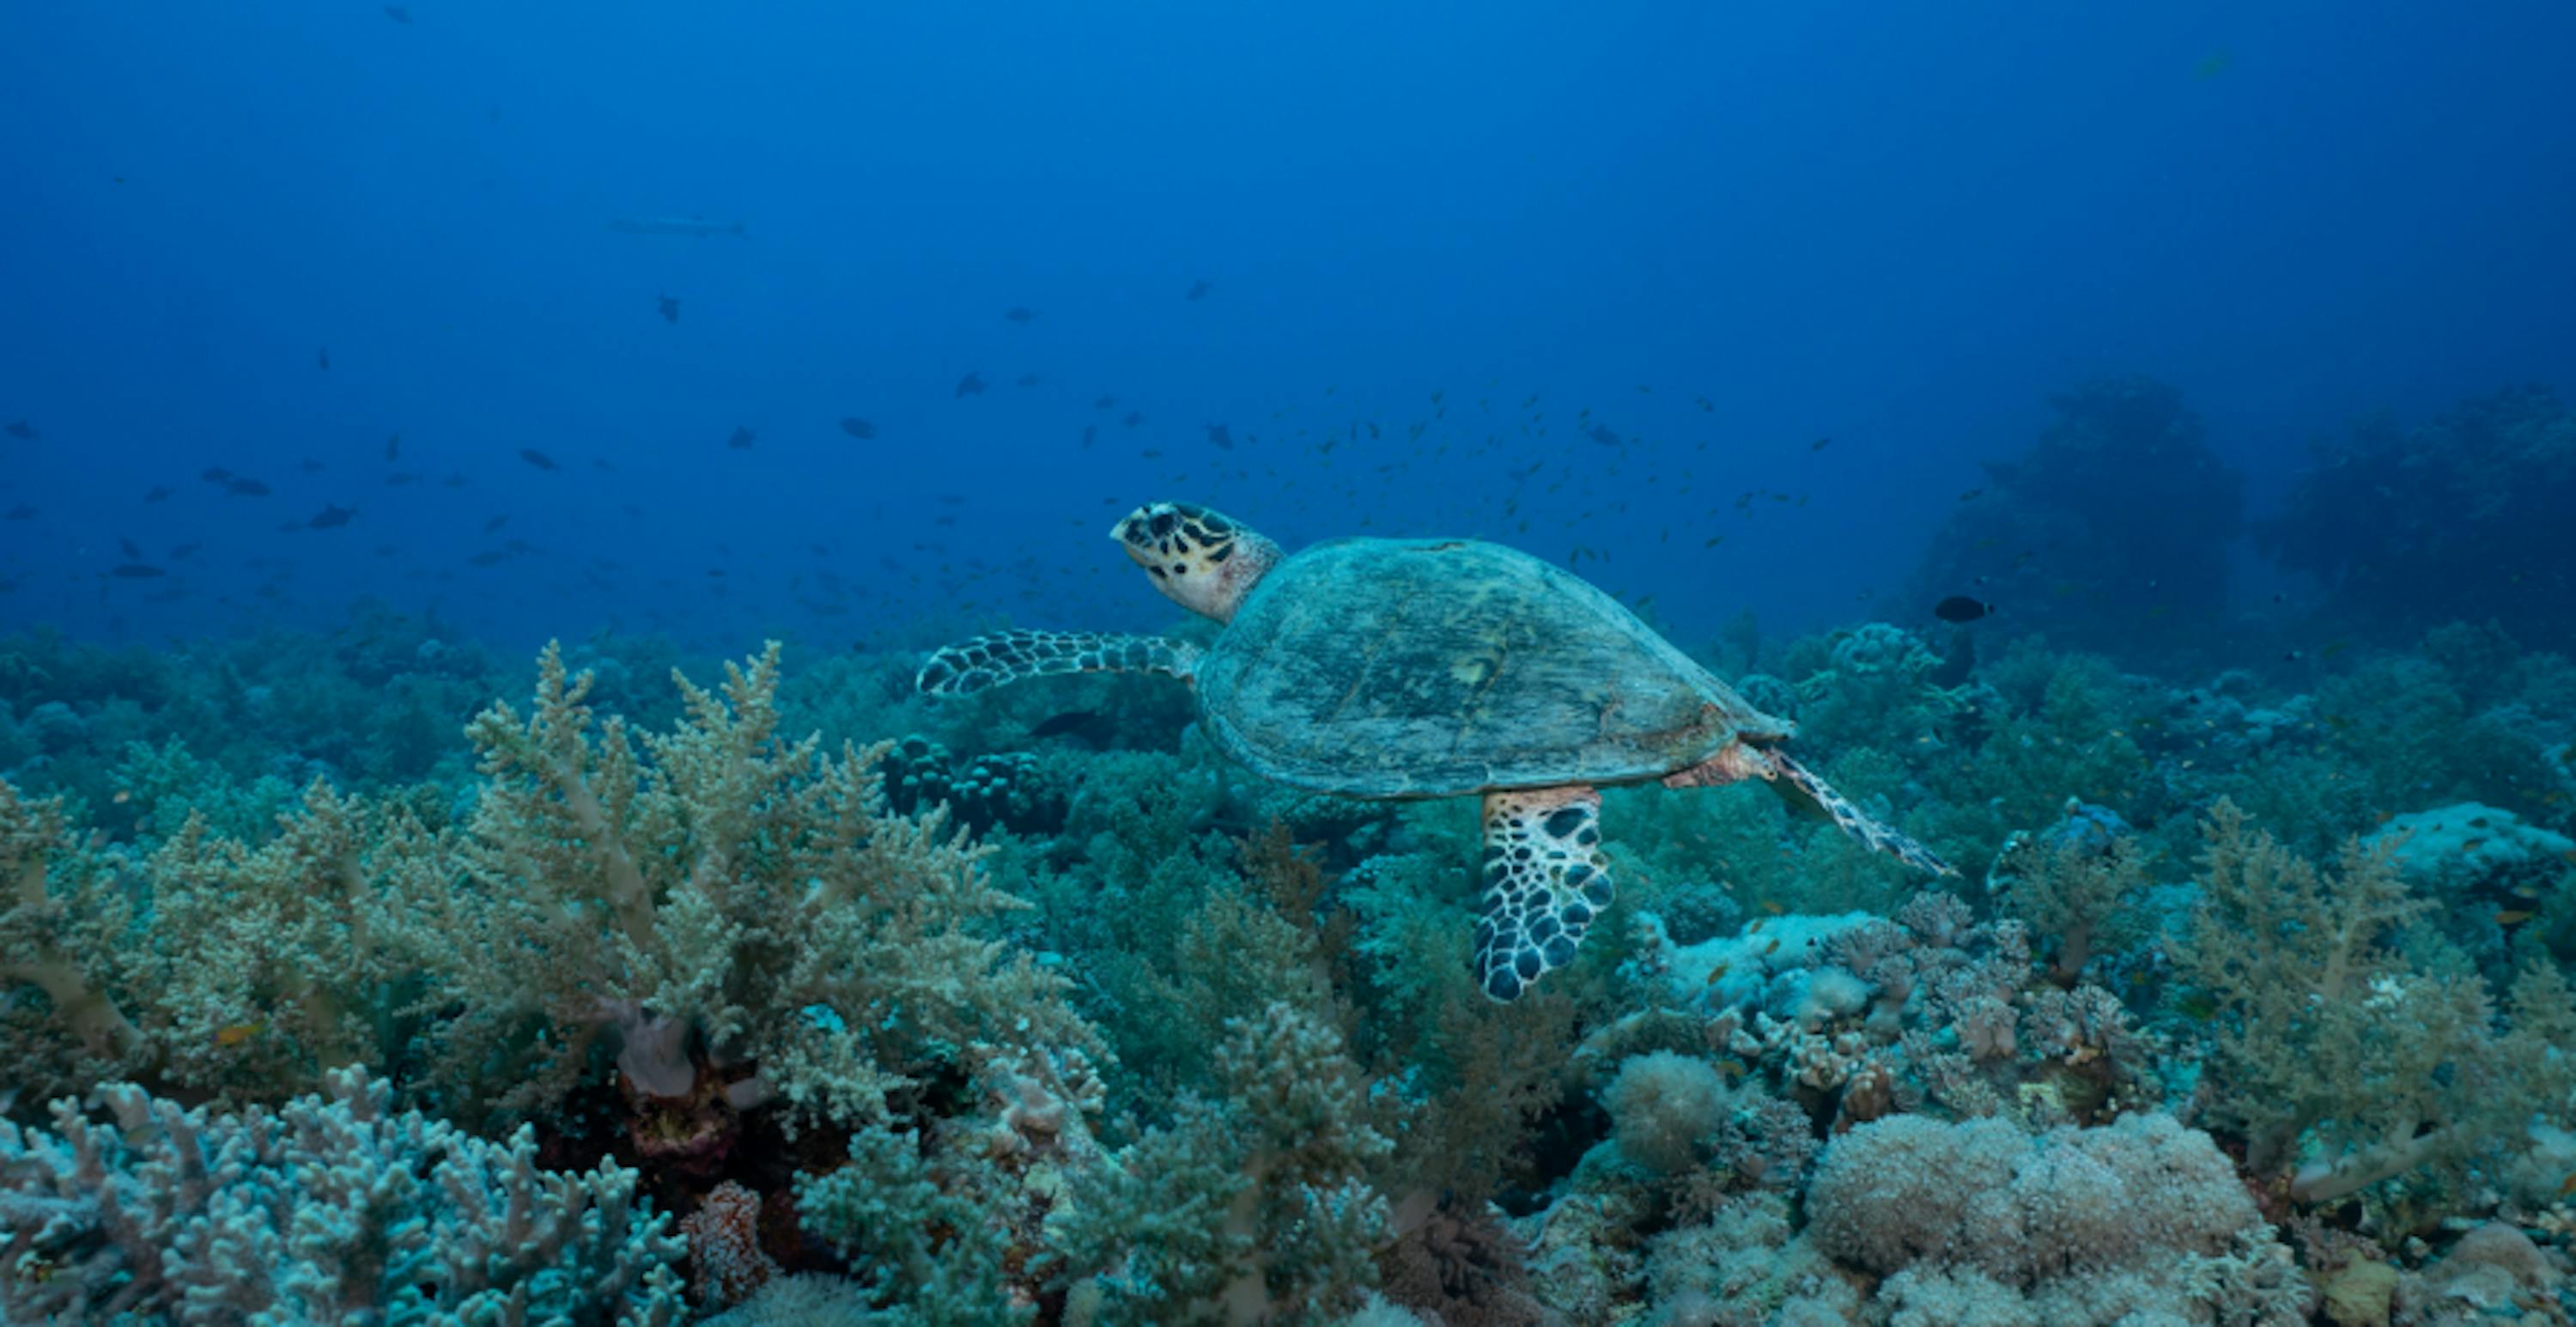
[4,383,2576,1323]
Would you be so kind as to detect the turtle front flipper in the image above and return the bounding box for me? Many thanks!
[1764,752,1956,876]
[1474,787,1614,1002]
[916,630,1202,697]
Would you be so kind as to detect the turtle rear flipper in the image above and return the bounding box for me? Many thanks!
[1765,752,1956,876]
[1475,787,1614,1001]
[916,630,1201,697]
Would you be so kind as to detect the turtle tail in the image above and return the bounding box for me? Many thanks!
[916,630,1200,697]
[1765,752,1956,876]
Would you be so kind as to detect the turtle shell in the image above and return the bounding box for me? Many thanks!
[1195,537,1791,798]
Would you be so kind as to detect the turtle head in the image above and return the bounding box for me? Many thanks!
[1111,501,1282,624]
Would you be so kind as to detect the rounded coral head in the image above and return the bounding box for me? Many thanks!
[1109,500,1281,624]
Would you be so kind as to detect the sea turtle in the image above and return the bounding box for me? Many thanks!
[917,501,1954,1001]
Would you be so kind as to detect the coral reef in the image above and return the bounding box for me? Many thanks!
[6,597,2575,1322]
[2263,384,2576,649]
[1906,376,2245,660]
[0,1067,685,1323]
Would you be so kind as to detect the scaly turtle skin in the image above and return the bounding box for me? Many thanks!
[919,501,1953,1001]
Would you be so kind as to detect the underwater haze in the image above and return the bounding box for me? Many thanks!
[5,3,2576,1324]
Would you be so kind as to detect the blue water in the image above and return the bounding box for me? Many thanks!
[7,3,2571,648]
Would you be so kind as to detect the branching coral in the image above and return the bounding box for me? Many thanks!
[2171,801,2576,1205]
[398,641,1105,1138]
[0,1066,686,1323]
[1056,1000,1395,1324]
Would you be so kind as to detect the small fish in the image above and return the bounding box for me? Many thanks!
[519,448,559,471]
[143,485,173,502]
[1957,488,1986,502]
[1758,898,1784,916]
[0,506,27,521]
[109,563,167,578]
[299,458,326,474]
[483,514,509,533]
[2495,909,2536,928]
[1206,423,1234,450]
[1704,961,1732,984]
[307,505,355,529]
[214,1021,264,1048]
[1588,424,1621,447]
[1121,410,1144,428]
[657,294,680,324]
[1762,937,1782,955]
[839,417,877,440]
[118,537,140,559]
[1080,424,1097,448]
[1934,595,1994,624]
[1003,307,1036,323]
[383,4,411,22]
[386,432,401,460]
[956,371,987,398]
[1094,394,1116,410]
[3,421,34,441]
[318,346,331,370]
[1810,436,1830,451]
[1186,279,1212,300]
[726,425,756,450]
[225,477,271,496]
[1017,373,1042,387]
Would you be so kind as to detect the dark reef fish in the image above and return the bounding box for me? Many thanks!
[1588,424,1621,447]
[839,417,877,440]
[1206,424,1234,450]
[386,433,401,460]
[1186,279,1212,301]
[657,294,680,324]
[955,372,987,398]
[143,485,173,502]
[519,448,559,471]
[383,4,411,22]
[118,537,141,559]
[3,505,32,520]
[109,563,167,578]
[318,347,331,370]
[1003,307,1036,323]
[225,477,271,496]
[1017,373,1041,388]
[1935,595,1995,624]
[726,426,756,450]
[3,421,34,441]
[1121,411,1143,428]
[308,505,355,529]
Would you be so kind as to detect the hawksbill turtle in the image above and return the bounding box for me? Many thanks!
[917,501,1954,1001]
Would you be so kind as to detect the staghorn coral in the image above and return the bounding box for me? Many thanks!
[397,641,1105,1138]
[0,1066,685,1324]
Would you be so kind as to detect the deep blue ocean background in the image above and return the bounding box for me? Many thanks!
[9,1,2572,649]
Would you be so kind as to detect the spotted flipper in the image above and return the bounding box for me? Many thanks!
[916,630,1201,697]
[1473,787,1613,1002]
[1766,752,1955,876]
